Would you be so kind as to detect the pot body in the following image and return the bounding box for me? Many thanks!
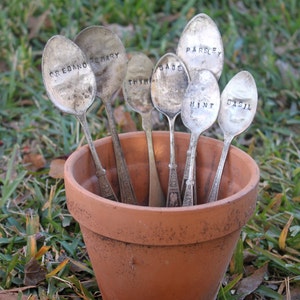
[64,131,259,300]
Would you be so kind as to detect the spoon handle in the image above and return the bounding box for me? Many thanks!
[104,100,137,205]
[182,132,198,206]
[166,116,181,207]
[76,114,118,201]
[142,112,165,207]
[181,143,197,203]
[207,135,234,203]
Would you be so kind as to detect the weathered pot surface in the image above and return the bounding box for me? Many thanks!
[64,131,259,300]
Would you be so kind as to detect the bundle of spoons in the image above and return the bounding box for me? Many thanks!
[41,13,258,209]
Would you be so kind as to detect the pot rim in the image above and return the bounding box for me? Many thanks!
[65,131,259,212]
[64,131,260,245]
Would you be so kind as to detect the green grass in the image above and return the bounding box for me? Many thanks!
[0,0,299,299]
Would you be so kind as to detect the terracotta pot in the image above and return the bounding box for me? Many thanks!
[64,131,259,300]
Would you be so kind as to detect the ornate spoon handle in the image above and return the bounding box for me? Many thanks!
[181,144,197,204]
[207,135,233,203]
[142,111,165,207]
[77,114,118,201]
[104,100,137,205]
[166,116,181,207]
[182,132,198,206]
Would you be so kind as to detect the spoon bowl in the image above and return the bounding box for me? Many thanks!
[123,52,154,113]
[177,13,224,81]
[74,26,128,100]
[42,36,95,116]
[218,71,258,136]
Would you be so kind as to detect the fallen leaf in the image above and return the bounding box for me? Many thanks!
[22,153,46,171]
[24,257,46,286]
[114,105,137,132]
[156,12,180,23]
[49,158,66,179]
[17,99,34,106]
[243,250,257,264]
[107,23,135,41]
[46,258,69,278]
[279,214,294,250]
[275,59,300,88]
[292,196,300,202]
[35,245,51,260]
[69,257,92,273]
[270,193,283,212]
[243,265,257,277]
[28,10,51,40]
[236,263,268,299]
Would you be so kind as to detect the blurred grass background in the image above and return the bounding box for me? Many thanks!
[0,0,299,299]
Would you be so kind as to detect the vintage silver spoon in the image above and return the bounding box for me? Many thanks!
[42,35,118,201]
[177,13,224,81]
[207,71,258,203]
[181,69,220,206]
[177,13,224,199]
[74,26,137,205]
[151,53,190,207]
[122,52,165,207]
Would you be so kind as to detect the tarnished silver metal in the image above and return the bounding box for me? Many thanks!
[177,13,224,200]
[181,69,220,206]
[177,13,224,81]
[151,53,190,207]
[207,71,258,203]
[42,35,118,201]
[75,26,137,205]
[123,52,165,207]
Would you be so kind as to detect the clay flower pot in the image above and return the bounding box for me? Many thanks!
[64,131,259,300]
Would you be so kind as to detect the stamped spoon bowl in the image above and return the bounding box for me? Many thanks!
[177,13,224,81]
[42,35,118,201]
[207,70,258,203]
